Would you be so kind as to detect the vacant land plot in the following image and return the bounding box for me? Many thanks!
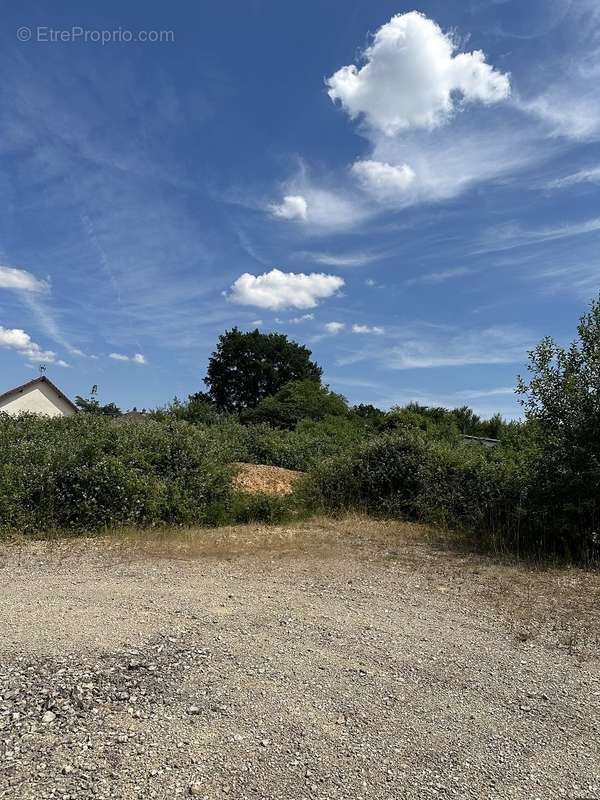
[0,517,599,800]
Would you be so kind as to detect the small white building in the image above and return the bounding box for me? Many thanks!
[0,376,78,418]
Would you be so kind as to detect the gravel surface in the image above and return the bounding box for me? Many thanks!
[0,517,599,800]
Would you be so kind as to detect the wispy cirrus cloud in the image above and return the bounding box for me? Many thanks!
[405,265,478,286]
[383,325,530,369]
[0,265,88,357]
[19,293,86,357]
[337,323,533,370]
[0,45,237,366]
[477,216,600,253]
[544,165,600,190]
[269,170,370,232]
[454,386,515,400]
[526,261,600,301]
[295,249,382,268]
[513,2,600,141]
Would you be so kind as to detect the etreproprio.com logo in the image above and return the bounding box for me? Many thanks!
[16,26,175,44]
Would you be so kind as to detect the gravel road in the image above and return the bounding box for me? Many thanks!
[0,517,598,800]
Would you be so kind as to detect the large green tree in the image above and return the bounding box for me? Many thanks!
[204,328,322,412]
[243,379,348,429]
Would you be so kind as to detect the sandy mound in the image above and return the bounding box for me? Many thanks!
[232,463,303,495]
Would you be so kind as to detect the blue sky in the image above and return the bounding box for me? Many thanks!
[0,0,599,418]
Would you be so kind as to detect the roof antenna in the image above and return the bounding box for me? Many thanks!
[39,364,47,376]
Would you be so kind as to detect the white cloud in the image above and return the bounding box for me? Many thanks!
[351,160,415,199]
[544,165,600,190]
[251,319,263,327]
[325,321,345,335]
[109,352,147,364]
[289,313,314,324]
[268,161,371,231]
[273,182,370,231]
[270,195,308,221]
[0,325,67,365]
[0,328,32,350]
[295,185,368,229]
[0,265,48,293]
[352,324,385,335]
[327,11,510,136]
[227,269,344,310]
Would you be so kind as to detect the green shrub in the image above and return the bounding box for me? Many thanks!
[306,430,529,550]
[242,379,348,429]
[230,490,309,525]
[305,430,425,514]
[0,414,234,536]
[239,416,367,472]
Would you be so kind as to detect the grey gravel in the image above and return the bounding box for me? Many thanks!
[0,518,599,799]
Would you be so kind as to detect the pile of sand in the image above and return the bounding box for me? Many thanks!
[232,463,303,495]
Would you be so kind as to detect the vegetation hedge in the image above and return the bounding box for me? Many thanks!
[0,414,237,535]
[237,416,368,472]
[305,430,598,560]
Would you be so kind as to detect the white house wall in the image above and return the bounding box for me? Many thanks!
[0,383,76,417]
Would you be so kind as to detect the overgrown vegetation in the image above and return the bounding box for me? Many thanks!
[2,300,600,560]
[0,415,235,534]
[306,298,600,560]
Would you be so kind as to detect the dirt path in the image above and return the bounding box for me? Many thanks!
[1,517,599,799]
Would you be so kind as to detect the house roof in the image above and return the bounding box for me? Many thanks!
[0,376,79,413]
